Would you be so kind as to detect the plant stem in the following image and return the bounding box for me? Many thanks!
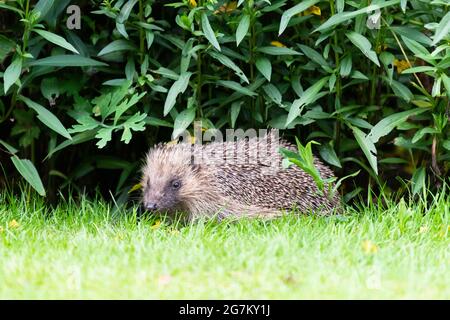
[330,0,342,154]
[138,0,144,64]
[197,49,203,118]
[249,10,256,126]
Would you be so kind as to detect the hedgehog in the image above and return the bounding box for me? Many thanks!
[141,131,340,221]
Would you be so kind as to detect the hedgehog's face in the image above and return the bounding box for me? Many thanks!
[141,146,204,214]
[142,174,183,212]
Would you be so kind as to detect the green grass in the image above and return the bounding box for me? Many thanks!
[0,191,449,299]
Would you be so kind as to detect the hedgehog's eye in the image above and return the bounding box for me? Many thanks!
[171,179,181,190]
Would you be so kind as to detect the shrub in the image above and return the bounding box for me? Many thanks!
[0,0,449,202]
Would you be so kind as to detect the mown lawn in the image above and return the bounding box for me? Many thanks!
[0,192,448,299]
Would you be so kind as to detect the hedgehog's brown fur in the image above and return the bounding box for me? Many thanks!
[141,132,340,220]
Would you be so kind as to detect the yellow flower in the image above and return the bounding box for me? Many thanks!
[393,59,411,73]
[362,240,378,254]
[188,0,197,8]
[151,220,162,230]
[0,226,4,233]
[270,41,286,48]
[8,219,20,229]
[214,1,237,14]
[303,5,321,16]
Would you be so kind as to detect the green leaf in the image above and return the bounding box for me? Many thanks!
[216,80,257,97]
[346,31,380,66]
[40,77,60,103]
[411,167,426,195]
[432,11,450,45]
[11,156,46,196]
[201,12,221,51]
[33,0,55,21]
[319,144,342,168]
[412,127,439,143]
[442,140,450,151]
[172,108,196,139]
[28,55,108,67]
[19,96,72,140]
[314,0,400,32]
[0,3,24,15]
[351,126,378,175]
[163,72,192,116]
[379,51,395,83]
[121,112,147,144]
[298,44,329,67]
[279,0,319,35]
[0,139,18,154]
[431,77,441,97]
[208,51,249,84]
[280,139,325,192]
[3,55,22,94]
[116,22,128,39]
[401,66,435,74]
[339,55,352,77]
[46,131,96,160]
[401,36,430,57]
[263,84,282,105]
[117,0,138,24]
[391,26,432,46]
[255,57,272,82]
[389,79,413,102]
[286,76,328,127]
[256,46,301,55]
[95,127,114,148]
[368,108,426,144]
[236,14,250,46]
[0,35,16,63]
[441,73,450,98]
[230,101,242,128]
[33,29,79,54]
[97,40,136,56]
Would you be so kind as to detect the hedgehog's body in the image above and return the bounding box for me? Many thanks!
[141,132,339,220]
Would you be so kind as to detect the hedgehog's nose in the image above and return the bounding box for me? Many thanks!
[145,202,158,211]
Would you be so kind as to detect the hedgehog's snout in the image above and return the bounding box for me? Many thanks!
[144,202,158,211]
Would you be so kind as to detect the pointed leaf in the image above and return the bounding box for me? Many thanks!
[33,29,79,54]
[346,31,379,66]
[351,126,378,174]
[236,14,250,46]
[28,55,108,67]
[208,51,248,83]
[172,108,196,139]
[97,40,136,56]
[3,56,22,93]
[201,12,221,51]
[255,57,272,81]
[368,108,426,144]
[163,72,192,116]
[279,0,319,35]
[19,96,72,140]
[216,80,257,97]
[286,76,328,127]
[11,156,46,196]
[432,11,450,45]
